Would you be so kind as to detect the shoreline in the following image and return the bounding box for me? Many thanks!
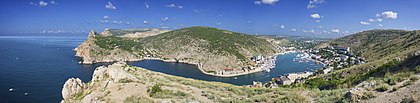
[79,53,281,78]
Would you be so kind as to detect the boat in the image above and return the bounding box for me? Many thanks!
[265,69,271,73]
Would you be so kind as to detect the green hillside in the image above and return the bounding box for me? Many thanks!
[89,26,277,72]
[141,26,276,61]
[306,30,420,91]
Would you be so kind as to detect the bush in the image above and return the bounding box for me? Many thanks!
[385,78,397,85]
[403,81,413,87]
[410,76,419,82]
[362,92,375,99]
[124,96,153,103]
[375,84,389,92]
[391,87,399,92]
[415,66,420,73]
[148,84,162,97]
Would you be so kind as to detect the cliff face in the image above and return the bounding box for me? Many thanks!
[74,31,141,64]
[61,62,316,103]
[75,27,278,75]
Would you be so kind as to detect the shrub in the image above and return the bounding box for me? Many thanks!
[375,84,389,92]
[410,76,419,82]
[362,92,375,99]
[403,81,413,87]
[415,66,420,73]
[148,84,162,97]
[391,87,399,92]
[124,96,153,103]
[385,78,397,85]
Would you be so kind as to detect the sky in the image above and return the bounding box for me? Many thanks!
[0,0,419,37]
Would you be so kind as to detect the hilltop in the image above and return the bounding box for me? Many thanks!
[75,26,278,77]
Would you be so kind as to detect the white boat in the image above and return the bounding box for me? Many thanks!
[265,69,271,73]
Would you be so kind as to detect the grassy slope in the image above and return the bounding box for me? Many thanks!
[93,26,277,66]
[306,30,420,90]
[141,26,276,61]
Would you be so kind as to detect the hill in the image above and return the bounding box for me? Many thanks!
[75,26,278,77]
[61,62,345,103]
[307,30,420,102]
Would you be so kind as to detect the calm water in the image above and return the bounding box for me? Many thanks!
[0,35,322,103]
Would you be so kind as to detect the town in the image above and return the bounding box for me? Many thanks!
[251,45,367,88]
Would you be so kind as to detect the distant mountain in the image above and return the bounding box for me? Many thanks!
[75,26,278,76]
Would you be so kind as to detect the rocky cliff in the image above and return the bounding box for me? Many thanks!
[74,30,141,64]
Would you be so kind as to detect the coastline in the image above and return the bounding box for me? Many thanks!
[78,53,280,78]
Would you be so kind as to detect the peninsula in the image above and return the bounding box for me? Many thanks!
[75,26,279,77]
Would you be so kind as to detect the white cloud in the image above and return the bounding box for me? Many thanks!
[30,1,57,7]
[145,2,149,9]
[254,0,279,5]
[112,21,122,24]
[310,13,321,19]
[143,20,149,24]
[103,16,110,20]
[368,18,383,22]
[39,1,48,7]
[331,29,340,33]
[318,26,323,28]
[162,17,169,21]
[105,1,116,10]
[377,11,398,19]
[280,25,285,29]
[307,0,326,9]
[291,29,296,32]
[217,22,222,25]
[50,1,58,4]
[309,29,315,33]
[360,21,370,25]
[315,20,321,23]
[166,4,183,9]
[379,24,383,27]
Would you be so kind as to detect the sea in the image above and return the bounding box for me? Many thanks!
[0,35,322,102]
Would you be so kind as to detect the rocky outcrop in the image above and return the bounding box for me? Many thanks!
[74,31,141,64]
[62,78,87,100]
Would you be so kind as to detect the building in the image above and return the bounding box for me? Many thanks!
[275,71,314,85]
[322,67,333,74]
[275,76,292,85]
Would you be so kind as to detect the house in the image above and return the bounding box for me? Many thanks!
[335,46,350,51]
[322,67,334,74]
[251,54,264,64]
[275,76,292,85]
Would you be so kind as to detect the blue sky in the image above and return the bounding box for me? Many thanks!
[0,0,419,37]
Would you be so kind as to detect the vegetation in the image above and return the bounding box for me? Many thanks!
[142,26,276,61]
[94,36,144,53]
[147,84,189,98]
[375,84,389,92]
[124,95,154,103]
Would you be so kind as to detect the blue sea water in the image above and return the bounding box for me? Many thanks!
[0,35,322,102]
